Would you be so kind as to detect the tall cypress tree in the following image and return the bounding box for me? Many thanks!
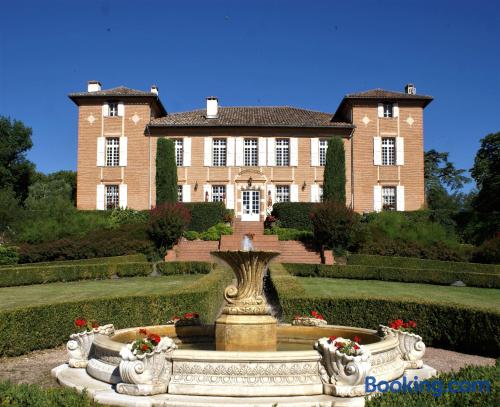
[156,138,178,204]
[323,137,346,204]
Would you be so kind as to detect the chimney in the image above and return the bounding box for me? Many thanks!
[87,80,102,92]
[206,96,218,118]
[150,85,159,95]
[405,83,416,95]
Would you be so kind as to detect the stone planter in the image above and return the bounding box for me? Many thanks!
[378,325,425,368]
[292,317,328,327]
[67,324,115,368]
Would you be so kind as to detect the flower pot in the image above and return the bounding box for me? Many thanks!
[379,325,425,368]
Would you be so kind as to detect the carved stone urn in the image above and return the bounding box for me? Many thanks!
[315,337,371,397]
[378,325,425,368]
[211,250,279,351]
[116,336,177,396]
[67,324,115,368]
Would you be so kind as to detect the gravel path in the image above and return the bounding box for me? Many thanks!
[0,347,495,388]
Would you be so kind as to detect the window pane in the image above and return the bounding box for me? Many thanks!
[212,185,226,202]
[177,185,183,202]
[174,139,183,166]
[382,187,396,210]
[383,103,393,118]
[109,103,118,117]
[382,138,396,165]
[276,138,289,166]
[244,138,258,166]
[276,185,290,203]
[319,139,328,166]
[105,185,119,209]
[106,138,120,166]
[212,139,227,166]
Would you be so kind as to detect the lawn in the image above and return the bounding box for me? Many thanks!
[0,275,201,310]
[298,277,500,311]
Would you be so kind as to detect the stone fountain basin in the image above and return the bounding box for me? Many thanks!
[87,324,405,397]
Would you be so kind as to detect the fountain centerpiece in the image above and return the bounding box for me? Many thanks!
[211,235,279,351]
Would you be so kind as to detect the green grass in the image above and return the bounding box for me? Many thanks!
[298,277,500,311]
[0,275,201,310]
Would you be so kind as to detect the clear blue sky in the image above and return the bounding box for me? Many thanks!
[1,0,499,190]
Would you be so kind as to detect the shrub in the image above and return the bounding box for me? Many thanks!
[0,267,232,356]
[157,261,214,275]
[148,203,190,255]
[473,236,500,264]
[323,137,346,203]
[0,245,19,265]
[0,381,99,406]
[184,230,200,240]
[269,264,500,357]
[271,202,316,231]
[264,226,313,241]
[0,254,147,269]
[200,223,232,240]
[183,202,227,232]
[311,201,359,253]
[108,208,148,228]
[156,138,178,204]
[283,263,499,288]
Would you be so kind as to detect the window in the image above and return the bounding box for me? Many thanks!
[381,138,396,165]
[276,185,290,203]
[276,138,289,166]
[319,185,324,202]
[108,102,119,117]
[382,186,396,211]
[212,185,226,202]
[244,138,258,166]
[212,139,227,166]
[105,185,119,209]
[383,103,393,118]
[319,139,328,166]
[177,185,183,202]
[106,138,120,166]
[174,139,183,166]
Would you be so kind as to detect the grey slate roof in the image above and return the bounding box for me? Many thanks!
[68,86,157,98]
[149,106,353,128]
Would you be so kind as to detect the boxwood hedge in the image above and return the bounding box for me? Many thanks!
[270,264,500,357]
[183,202,227,232]
[271,202,316,231]
[157,261,214,275]
[0,267,232,357]
[283,263,500,288]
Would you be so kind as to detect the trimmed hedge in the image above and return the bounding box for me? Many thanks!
[0,261,153,287]
[347,254,499,274]
[271,202,316,231]
[0,381,99,406]
[264,226,313,241]
[283,263,500,288]
[0,267,232,356]
[270,264,500,357]
[183,202,227,232]
[0,254,147,269]
[0,245,19,266]
[366,361,498,406]
[157,261,214,275]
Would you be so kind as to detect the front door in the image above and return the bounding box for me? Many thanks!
[241,190,260,221]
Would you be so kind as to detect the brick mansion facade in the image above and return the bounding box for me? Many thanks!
[70,81,432,220]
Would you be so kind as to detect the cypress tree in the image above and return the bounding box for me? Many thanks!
[156,138,178,204]
[323,137,346,204]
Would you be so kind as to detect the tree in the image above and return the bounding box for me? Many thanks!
[0,116,35,201]
[323,137,346,204]
[156,138,178,204]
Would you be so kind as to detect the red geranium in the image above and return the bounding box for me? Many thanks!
[353,336,361,344]
[148,334,161,345]
[139,328,147,335]
[75,318,87,328]
[388,319,417,333]
[354,344,360,350]
[91,321,99,329]
[328,336,337,343]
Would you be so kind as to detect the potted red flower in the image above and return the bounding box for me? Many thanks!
[379,319,425,369]
[292,310,328,326]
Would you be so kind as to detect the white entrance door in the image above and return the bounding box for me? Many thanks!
[241,190,260,221]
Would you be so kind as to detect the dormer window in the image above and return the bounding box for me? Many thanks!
[383,103,393,118]
[108,102,119,117]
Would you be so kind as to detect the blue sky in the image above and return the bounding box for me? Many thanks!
[0,0,499,190]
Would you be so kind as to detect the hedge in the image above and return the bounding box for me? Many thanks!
[0,254,147,269]
[366,361,498,406]
[271,202,316,231]
[269,264,500,357]
[0,381,99,406]
[157,261,214,275]
[348,254,499,274]
[183,202,227,232]
[283,263,500,288]
[0,267,232,357]
[264,226,313,241]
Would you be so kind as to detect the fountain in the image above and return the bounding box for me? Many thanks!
[52,236,436,406]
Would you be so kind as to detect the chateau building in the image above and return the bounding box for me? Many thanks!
[69,81,432,220]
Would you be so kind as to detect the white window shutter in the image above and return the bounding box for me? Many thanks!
[397,186,405,211]
[373,186,382,212]
[267,138,276,166]
[396,137,404,165]
[310,184,319,202]
[310,138,319,166]
[204,137,212,166]
[119,136,127,166]
[102,103,109,117]
[96,185,105,210]
[373,137,382,166]
[227,137,235,166]
[183,137,191,166]
[290,138,298,166]
[119,184,127,208]
[203,184,211,202]
[97,137,105,166]
[393,103,399,118]
[258,137,267,166]
[377,103,383,118]
[226,184,235,209]
[235,138,244,166]
[290,184,299,202]
[182,184,191,202]
[117,102,125,117]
